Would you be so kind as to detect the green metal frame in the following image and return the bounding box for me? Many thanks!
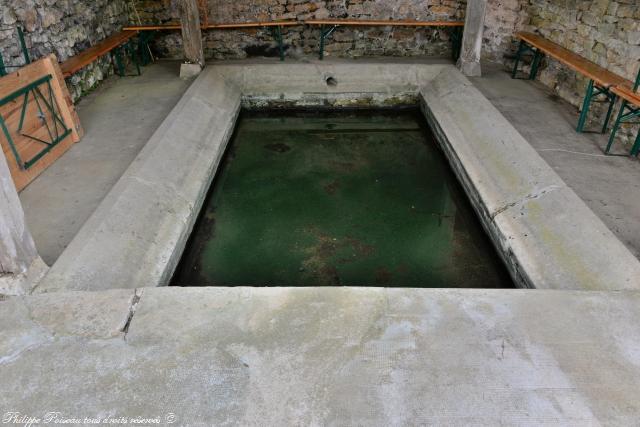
[0,74,72,170]
[575,79,617,133]
[0,26,32,76]
[511,40,543,80]
[512,39,616,134]
[17,26,31,64]
[450,26,463,61]
[111,40,141,77]
[605,68,640,156]
[318,24,338,60]
[269,25,285,61]
[137,31,157,66]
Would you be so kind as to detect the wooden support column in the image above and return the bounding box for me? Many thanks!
[457,0,487,77]
[0,149,39,277]
[179,0,205,78]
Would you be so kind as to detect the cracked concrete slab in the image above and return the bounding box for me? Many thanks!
[1,287,640,424]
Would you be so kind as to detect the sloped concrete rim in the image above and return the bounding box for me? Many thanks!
[32,61,640,293]
[420,67,640,290]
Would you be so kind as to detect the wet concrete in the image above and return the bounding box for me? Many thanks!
[172,109,513,288]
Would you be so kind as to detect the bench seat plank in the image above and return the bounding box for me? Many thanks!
[612,85,640,106]
[305,19,464,27]
[123,21,299,32]
[516,32,628,88]
[60,31,137,78]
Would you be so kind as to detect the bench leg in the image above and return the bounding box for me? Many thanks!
[631,130,640,157]
[270,26,285,62]
[577,79,595,133]
[17,26,31,65]
[112,47,126,77]
[451,27,462,62]
[137,31,156,66]
[601,93,616,134]
[605,104,623,154]
[511,40,524,79]
[529,49,543,80]
[0,54,6,77]
[127,41,141,76]
[319,25,326,60]
[511,41,539,80]
[319,25,337,60]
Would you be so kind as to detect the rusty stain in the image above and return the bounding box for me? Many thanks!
[264,143,291,153]
[328,160,357,172]
[301,229,376,285]
[324,180,340,195]
[375,268,393,285]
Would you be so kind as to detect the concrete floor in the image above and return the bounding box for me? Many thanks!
[18,59,640,266]
[19,62,192,265]
[471,63,640,259]
[3,286,640,424]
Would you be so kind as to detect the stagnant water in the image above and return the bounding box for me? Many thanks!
[172,109,514,288]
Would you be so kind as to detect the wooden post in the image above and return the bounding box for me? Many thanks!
[0,148,39,276]
[179,0,205,78]
[457,0,487,77]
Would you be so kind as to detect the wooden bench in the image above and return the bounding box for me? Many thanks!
[607,69,640,156]
[304,19,464,60]
[60,30,140,78]
[512,31,630,134]
[123,21,300,61]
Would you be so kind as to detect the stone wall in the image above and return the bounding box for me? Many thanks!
[510,0,640,145]
[133,0,467,60]
[482,0,528,61]
[0,0,130,100]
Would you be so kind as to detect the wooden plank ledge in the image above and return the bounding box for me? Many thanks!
[516,32,628,88]
[60,30,138,78]
[123,21,300,31]
[612,85,640,106]
[305,19,464,27]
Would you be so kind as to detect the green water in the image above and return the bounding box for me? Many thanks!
[172,109,514,288]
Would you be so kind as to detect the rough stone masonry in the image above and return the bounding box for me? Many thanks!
[0,0,637,143]
[0,0,129,100]
[134,0,468,59]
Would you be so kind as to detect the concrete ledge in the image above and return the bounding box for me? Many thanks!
[34,61,640,292]
[420,69,640,289]
[35,71,241,292]
[2,286,640,423]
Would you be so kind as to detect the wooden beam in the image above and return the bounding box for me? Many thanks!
[0,146,39,275]
[457,0,487,76]
[180,0,205,68]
